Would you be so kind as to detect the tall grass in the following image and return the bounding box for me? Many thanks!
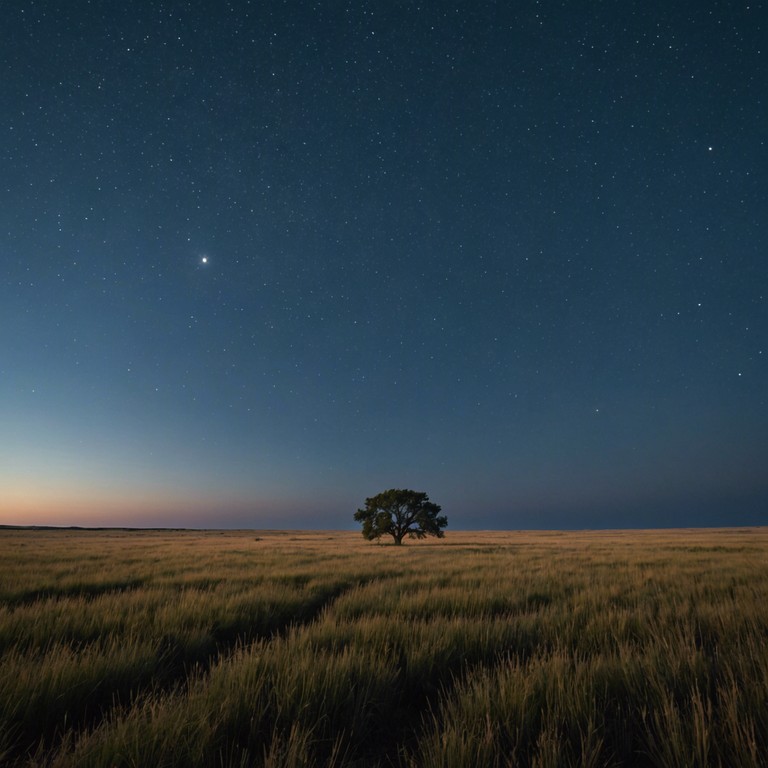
[1,527,767,766]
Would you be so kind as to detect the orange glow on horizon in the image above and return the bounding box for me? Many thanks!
[0,485,285,528]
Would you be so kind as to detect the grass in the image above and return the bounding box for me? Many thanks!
[1,527,767,766]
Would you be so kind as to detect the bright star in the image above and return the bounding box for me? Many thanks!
[201,256,208,265]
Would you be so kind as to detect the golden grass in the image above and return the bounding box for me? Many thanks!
[1,527,767,766]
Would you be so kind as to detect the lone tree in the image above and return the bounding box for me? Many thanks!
[354,489,447,545]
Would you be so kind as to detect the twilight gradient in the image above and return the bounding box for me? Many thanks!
[1,1,766,528]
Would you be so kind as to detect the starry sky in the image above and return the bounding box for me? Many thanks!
[2,1,766,530]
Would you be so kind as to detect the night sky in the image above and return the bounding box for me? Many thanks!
[2,1,766,530]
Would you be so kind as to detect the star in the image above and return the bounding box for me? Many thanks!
[200,256,208,265]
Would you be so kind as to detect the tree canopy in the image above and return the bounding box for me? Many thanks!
[354,489,447,545]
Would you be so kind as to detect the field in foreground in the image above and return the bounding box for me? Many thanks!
[1,528,767,767]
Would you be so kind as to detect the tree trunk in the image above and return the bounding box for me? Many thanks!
[393,534,404,545]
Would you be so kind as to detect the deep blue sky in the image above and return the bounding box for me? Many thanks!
[2,1,766,529]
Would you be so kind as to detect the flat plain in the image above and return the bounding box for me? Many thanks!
[1,527,767,767]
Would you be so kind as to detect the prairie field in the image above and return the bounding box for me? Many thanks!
[1,527,767,767]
